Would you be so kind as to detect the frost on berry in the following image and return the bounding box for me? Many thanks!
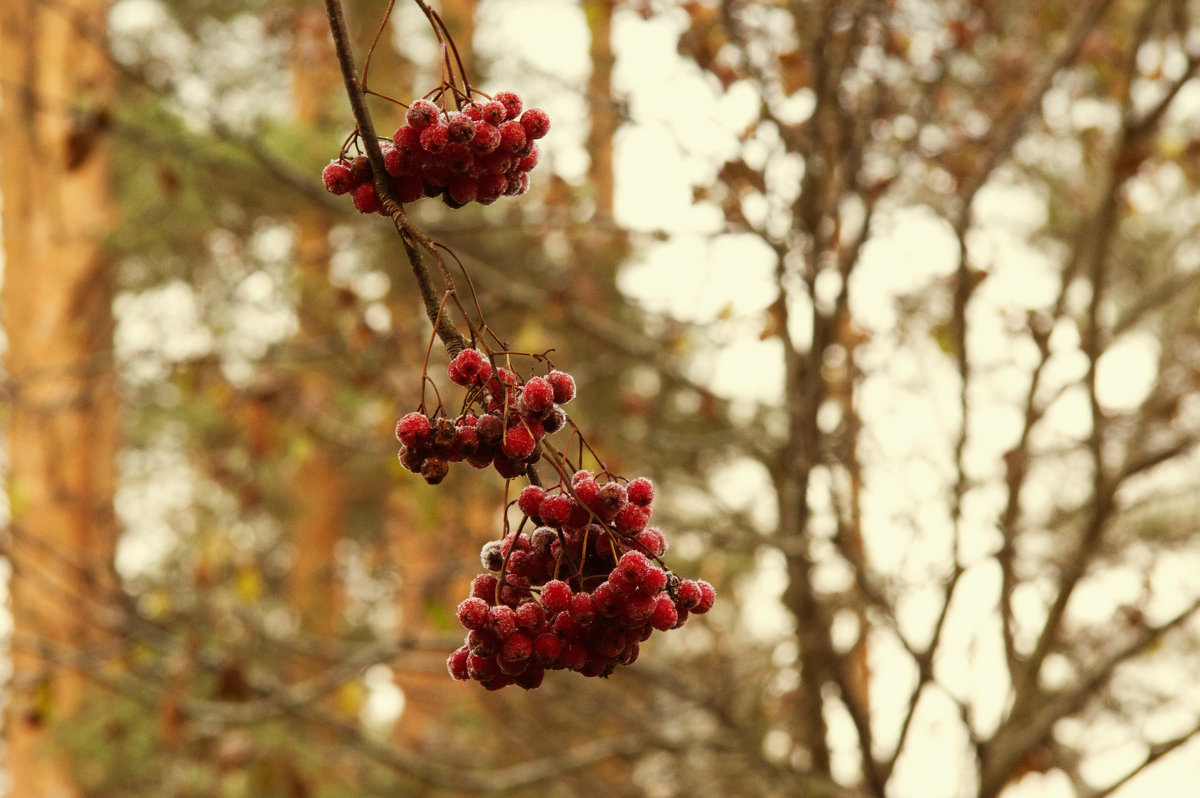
[447,177,479,206]
[457,597,490,630]
[627,477,655,508]
[396,412,432,447]
[520,108,550,139]
[547,371,576,403]
[538,494,574,527]
[322,160,354,195]
[517,485,547,518]
[470,121,501,155]
[694,580,717,614]
[406,98,440,130]
[519,376,555,415]
[501,426,536,460]
[493,91,523,120]
[498,120,527,154]
[420,123,450,154]
[446,112,476,144]
[447,646,471,680]
[540,579,572,613]
[614,504,649,535]
[481,100,507,125]
[352,183,382,214]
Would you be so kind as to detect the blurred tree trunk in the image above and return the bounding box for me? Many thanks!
[287,7,346,644]
[0,0,118,795]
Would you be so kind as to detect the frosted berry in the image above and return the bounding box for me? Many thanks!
[456,597,490,630]
[635,528,667,557]
[533,632,561,665]
[394,174,424,204]
[614,550,651,586]
[489,605,518,638]
[594,481,627,521]
[694,580,716,614]
[406,98,440,130]
[539,579,572,613]
[614,503,649,534]
[494,91,523,120]
[547,371,576,403]
[501,631,533,662]
[421,456,449,484]
[530,525,557,555]
[467,653,500,682]
[420,123,450,154]
[627,477,655,508]
[384,147,411,177]
[501,425,536,460]
[481,101,507,125]
[393,125,421,155]
[517,485,547,518]
[470,122,501,155]
[448,348,492,387]
[480,540,504,571]
[515,601,546,631]
[650,595,678,631]
[517,147,540,173]
[520,108,550,139]
[568,592,596,623]
[447,646,471,680]
[641,566,668,595]
[470,573,498,602]
[676,579,702,610]
[396,412,432,447]
[322,160,354,194]
[498,120,527,154]
[446,112,476,144]
[462,102,483,120]
[538,494,574,527]
[542,405,567,434]
[519,376,555,415]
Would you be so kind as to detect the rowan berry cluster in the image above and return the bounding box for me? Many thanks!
[394,349,575,483]
[322,91,549,212]
[446,474,715,690]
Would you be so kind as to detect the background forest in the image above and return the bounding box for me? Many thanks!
[3,0,1200,797]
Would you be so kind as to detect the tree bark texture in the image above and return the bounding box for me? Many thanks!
[0,0,118,795]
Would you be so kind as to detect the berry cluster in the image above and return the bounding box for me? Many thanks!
[446,474,715,690]
[322,91,549,212]
[395,349,575,484]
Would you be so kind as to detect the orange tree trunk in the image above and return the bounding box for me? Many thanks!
[0,0,118,794]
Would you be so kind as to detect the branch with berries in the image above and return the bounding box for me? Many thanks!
[325,0,714,691]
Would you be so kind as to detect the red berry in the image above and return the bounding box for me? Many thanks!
[614,550,651,586]
[676,580,702,610]
[446,112,476,144]
[627,477,655,508]
[614,504,649,535]
[533,632,562,665]
[622,592,656,626]
[447,646,471,680]
[420,123,450,154]
[396,412,432,447]
[498,120,527,153]
[517,146,540,173]
[635,528,667,557]
[384,147,410,177]
[593,481,627,521]
[456,597,490,630]
[540,579,572,614]
[470,121,501,155]
[481,100,507,125]
[467,652,500,682]
[520,376,555,414]
[393,125,421,155]
[494,91,523,120]
[518,485,548,518]
[547,371,576,403]
[514,662,544,689]
[352,182,382,213]
[462,102,483,120]
[475,414,504,446]
[478,172,508,202]
[394,174,424,204]
[515,601,546,631]
[322,160,354,194]
[501,631,533,662]
[641,566,668,595]
[650,595,679,631]
[568,592,596,623]
[593,582,621,617]
[406,98,440,130]
[501,425,536,460]
[490,605,518,638]
[694,580,716,614]
[447,177,479,205]
[520,108,550,139]
[470,573,498,603]
[560,642,587,670]
[538,494,574,527]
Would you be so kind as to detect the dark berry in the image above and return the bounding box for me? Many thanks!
[421,457,449,484]
[514,662,544,689]
[322,160,354,194]
[447,177,479,205]
[394,174,424,204]
[542,405,567,434]
[530,526,557,555]
[520,108,550,139]
[406,98,440,130]
[547,371,576,403]
[480,540,505,571]
[476,414,504,446]
[593,481,627,521]
[348,155,372,184]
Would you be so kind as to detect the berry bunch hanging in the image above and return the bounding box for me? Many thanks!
[322,90,549,212]
[394,348,716,690]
